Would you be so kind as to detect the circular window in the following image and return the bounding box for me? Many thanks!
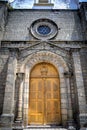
[30,19,58,40]
[37,25,51,35]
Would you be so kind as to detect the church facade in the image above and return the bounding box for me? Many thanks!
[0,1,87,130]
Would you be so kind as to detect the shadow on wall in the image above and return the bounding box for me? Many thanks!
[70,10,83,41]
[0,58,9,115]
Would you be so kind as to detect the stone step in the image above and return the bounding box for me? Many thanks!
[24,129,67,130]
[23,127,67,130]
[13,126,67,130]
[13,127,67,130]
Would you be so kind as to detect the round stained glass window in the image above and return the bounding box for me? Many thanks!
[30,19,58,40]
[37,25,51,35]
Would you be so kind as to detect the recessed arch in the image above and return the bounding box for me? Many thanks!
[19,51,72,126]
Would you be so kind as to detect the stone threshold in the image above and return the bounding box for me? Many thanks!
[12,126,67,130]
[13,128,67,130]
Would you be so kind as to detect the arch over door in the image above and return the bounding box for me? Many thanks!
[28,62,61,125]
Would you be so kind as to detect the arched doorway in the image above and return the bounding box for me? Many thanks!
[28,62,61,125]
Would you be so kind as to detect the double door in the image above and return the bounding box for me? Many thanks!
[28,63,61,125]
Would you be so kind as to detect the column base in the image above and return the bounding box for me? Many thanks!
[67,119,76,130]
[0,114,14,129]
[16,118,22,122]
[13,119,24,128]
[79,113,87,127]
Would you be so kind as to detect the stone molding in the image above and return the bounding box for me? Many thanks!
[1,41,85,48]
[19,51,68,72]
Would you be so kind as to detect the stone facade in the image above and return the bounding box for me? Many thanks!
[0,1,87,130]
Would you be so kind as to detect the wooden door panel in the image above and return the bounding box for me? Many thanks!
[45,79,61,124]
[29,79,44,124]
[29,63,61,125]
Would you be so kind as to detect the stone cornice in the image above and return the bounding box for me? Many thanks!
[1,41,86,49]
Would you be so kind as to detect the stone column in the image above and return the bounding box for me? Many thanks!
[64,72,73,125]
[72,49,86,126]
[16,73,24,122]
[1,49,17,129]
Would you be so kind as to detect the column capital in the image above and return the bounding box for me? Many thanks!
[64,71,73,78]
[70,48,81,53]
[16,73,25,80]
[9,48,19,57]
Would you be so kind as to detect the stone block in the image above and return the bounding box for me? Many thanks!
[0,114,14,128]
[61,109,68,115]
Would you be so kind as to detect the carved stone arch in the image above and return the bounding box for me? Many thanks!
[19,51,68,73]
[20,51,72,126]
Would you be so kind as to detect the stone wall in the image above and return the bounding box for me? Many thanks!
[0,48,9,115]
[3,10,83,41]
[79,2,87,40]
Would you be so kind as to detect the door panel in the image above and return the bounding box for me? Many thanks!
[28,63,61,125]
[29,79,44,124]
[45,79,61,124]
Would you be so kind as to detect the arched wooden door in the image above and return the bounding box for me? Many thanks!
[28,62,61,125]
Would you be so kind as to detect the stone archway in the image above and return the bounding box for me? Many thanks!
[18,51,72,126]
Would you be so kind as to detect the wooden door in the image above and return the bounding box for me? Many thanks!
[28,63,61,125]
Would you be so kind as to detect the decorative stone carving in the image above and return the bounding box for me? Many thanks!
[40,63,48,76]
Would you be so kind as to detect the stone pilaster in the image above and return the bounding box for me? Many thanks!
[64,72,73,124]
[72,49,86,126]
[16,73,24,122]
[0,49,17,130]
